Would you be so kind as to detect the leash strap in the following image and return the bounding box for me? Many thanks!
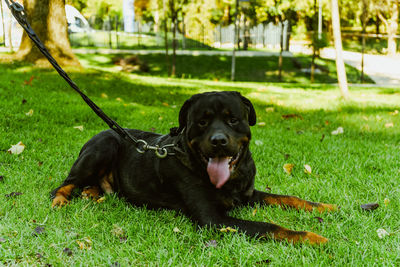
[5,0,173,158]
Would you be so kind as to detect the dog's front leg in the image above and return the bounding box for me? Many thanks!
[249,190,338,213]
[180,188,328,244]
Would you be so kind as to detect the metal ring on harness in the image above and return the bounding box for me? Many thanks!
[155,147,168,158]
[135,139,148,154]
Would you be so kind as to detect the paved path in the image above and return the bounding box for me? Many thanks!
[2,46,400,86]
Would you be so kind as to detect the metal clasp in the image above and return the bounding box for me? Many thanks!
[135,139,173,158]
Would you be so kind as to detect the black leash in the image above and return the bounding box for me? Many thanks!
[5,0,174,158]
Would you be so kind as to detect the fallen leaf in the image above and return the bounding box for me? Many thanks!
[255,140,263,146]
[5,192,23,197]
[314,217,324,223]
[73,125,84,131]
[96,196,106,203]
[173,227,181,233]
[384,198,390,207]
[116,97,123,102]
[283,163,294,175]
[361,203,379,211]
[265,107,275,113]
[304,164,312,174]
[162,102,169,107]
[252,208,257,216]
[377,228,390,239]
[257,122,266,127]
[324,120,330,125]
[282,114,303,120]
[100,93,108,99]
[389,110,399,116]
[331,127,344,135]
[111,225,125,237]
[33,226,45,236]
[7,141,25,155]
[24,75,35,86]
[25,109,34,116]
[255,259,272,264]
[63,247,73,256]
[385,122,394,128]
[205,240,218,247]
[76,237,92,250]
[219,226,237,233]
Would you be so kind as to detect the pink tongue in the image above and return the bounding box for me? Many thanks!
[207,157,230,189]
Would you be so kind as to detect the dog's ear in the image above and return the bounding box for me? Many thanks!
[237,93,256,126]
[177,94,199,133]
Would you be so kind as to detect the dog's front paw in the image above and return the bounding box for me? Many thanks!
[301,231,329,245]
[317,203,339,213]
[51,195,69,208]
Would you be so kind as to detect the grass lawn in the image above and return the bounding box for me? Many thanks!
[0,55,399,266]
[77,53,374,84]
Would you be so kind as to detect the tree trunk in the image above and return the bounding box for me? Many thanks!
[331,0,349,100]
[231,0,239,81]
[15,0,80,67]
[278,21,283,81]
[376,0,398,56]
[172,18,177,76]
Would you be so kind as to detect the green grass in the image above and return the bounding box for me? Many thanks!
[69,31,212,50]
[77,53,374,84]
[0,57,400,266]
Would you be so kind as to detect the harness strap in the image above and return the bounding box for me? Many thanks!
[5,0,175,158]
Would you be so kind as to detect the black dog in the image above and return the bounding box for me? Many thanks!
[51,91,336,244]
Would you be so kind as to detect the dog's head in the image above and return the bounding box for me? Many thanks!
[177,91,256,189]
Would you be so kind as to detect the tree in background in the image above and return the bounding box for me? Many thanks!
[373,0,399,56]
[16,0,80,67]
[256,0,297,81]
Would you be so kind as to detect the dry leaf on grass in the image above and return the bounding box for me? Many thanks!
[25,109,34,116]
[111,225,125,237]
[283,163,294,175]
[304,164,312,174]
[377,228,390,239]
[100,93,108,99]
[331,127,344,135]
[173,227,181,233]
[384,198,390,207]
[361,203,379,211]
[385,122,394,128]
[219,226,237,233]
[7,141,25,155]
[76,237,92,250]
[73,126,84,131]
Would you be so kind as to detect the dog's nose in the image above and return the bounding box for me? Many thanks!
[210,133,228,147]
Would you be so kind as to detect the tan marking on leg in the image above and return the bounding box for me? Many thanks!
[270,225,328,245]
[264,195,338,213]
[100,173,114,194]
[51,184,75,208]
[81,186,101,199]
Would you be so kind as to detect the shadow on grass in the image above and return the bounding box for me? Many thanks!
[76,53,374,84]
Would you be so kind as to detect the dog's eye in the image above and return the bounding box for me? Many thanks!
[229,118,239,125]
[198,120,208,127]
